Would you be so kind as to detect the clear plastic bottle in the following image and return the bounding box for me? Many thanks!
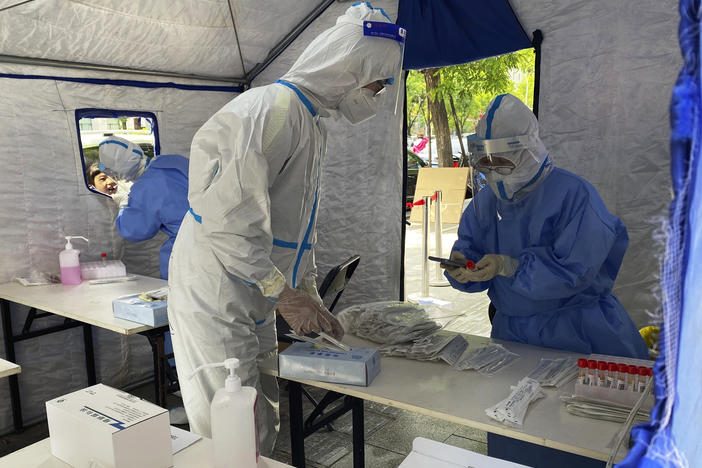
[616,363,628,390]
[587,360,598,386]
[597,361,607,387]
[190,358,259,468]
[627,365,638,391]
[59,236,88,285]
[637,366,649,392]
[607,362,618,389]
[577,358,588,385]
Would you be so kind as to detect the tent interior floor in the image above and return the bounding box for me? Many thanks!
[0,222,494,466]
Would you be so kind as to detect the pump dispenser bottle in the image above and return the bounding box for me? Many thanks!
[59,236,89,285]
[190,358,259,468]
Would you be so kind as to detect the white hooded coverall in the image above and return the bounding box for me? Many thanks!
[167,3,402,454]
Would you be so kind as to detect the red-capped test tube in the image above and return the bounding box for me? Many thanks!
[617,363,628,390]
[101,252,107,263]
[627,365,638,391]
[607,362,618,388]
[587,360,598,386]
[638,366,650,392]
[577,358,588,385]
[597,361,607,387]
[466,260,476,270]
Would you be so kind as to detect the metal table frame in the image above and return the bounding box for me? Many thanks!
[0,298,172,432]
[286,381,365,468]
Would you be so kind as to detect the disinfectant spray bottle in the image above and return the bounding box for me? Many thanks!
[189,358,259,468]
[59,236,89,285]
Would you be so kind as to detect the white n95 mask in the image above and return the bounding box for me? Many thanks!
[338,87,380,125]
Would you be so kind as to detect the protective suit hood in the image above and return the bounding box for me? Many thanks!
[280,2,402,113]
[98,135,147,181]
[475,94,551,201]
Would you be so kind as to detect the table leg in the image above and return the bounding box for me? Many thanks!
[352,396,365,468]
[288,381,306,467]
[82,324,96,385]
[156,333,167,407]
[1,299,22,432]
[141,329,169,408]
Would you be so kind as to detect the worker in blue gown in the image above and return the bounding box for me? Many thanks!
[98,136,189,280]
[98,136,189,415]
[445,94,648,360]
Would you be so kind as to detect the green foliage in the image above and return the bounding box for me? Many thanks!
[407,48,535,136]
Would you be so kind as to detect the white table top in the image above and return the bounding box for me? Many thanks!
[0,275,167,335]
[262,333,627,463]
[0,358,21,379]
[0,437,293,468]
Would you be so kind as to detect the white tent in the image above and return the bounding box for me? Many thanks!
[0,0,679,445]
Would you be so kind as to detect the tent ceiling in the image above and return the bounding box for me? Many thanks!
[0,0,325,83]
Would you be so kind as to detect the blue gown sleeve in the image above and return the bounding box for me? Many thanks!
[445,203,490,293]
[510,196,625,300]
[115,182,161,242]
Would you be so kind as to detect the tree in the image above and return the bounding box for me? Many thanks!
[422,68,453,167]
[409,49,535,167]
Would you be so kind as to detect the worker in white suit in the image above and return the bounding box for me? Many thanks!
[167,2,405,454]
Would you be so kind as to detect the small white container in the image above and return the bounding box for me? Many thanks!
[81,259,127,280]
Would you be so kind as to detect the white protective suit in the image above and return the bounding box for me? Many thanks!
[167,3,403,454]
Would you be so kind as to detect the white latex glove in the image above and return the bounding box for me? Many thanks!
[111,180,132,209]
[444,250,474,283]
[469,254,519,282]
[277,284,344,340]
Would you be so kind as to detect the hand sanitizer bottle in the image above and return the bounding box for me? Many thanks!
[59,236,89,285]
[190,358,259,468]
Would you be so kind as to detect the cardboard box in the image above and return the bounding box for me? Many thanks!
[279,342,381,386]
[400,437,529,467]
[112,294,168,327]
[46,383,172,468]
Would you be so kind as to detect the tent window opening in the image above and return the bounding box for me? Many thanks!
[75,109,160,196]
[405,47,535,206]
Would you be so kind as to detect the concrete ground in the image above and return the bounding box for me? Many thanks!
[0,220,494,467]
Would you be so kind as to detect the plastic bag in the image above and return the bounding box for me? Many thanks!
[336,301,441,344]
[453,343,519,375]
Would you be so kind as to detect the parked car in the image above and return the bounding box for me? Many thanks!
[406,150,427,208]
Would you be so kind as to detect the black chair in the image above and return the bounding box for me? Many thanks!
[277,255,361,432]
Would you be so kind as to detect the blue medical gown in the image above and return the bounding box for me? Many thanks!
[116,154,189,280]
[447,167,648,359]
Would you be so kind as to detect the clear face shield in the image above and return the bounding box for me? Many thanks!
[467,133,534,212]
[361,20,407,115]
[336,20,406,125]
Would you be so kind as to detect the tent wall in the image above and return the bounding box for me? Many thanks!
[508,0,680,328]
[0,63,236,433]
[253,0,405,310]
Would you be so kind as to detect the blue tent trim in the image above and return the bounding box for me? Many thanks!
[397,0,532,69]
[0,73,242,92]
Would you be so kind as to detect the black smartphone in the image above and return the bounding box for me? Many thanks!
[428,256,465,268]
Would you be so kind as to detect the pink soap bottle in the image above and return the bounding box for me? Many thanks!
[59,236,88,285]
